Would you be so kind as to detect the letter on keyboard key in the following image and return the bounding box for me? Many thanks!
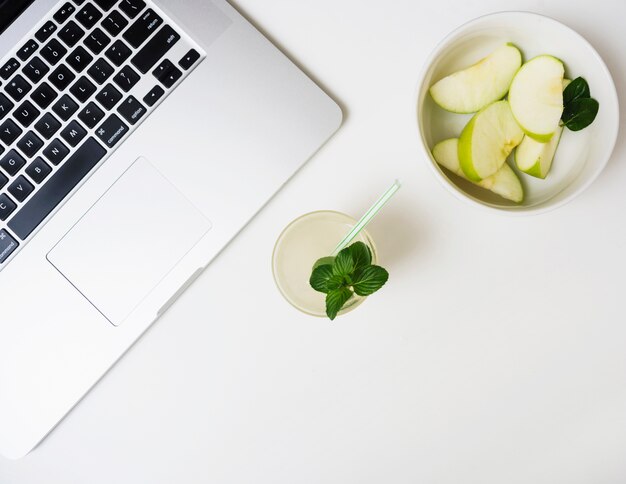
[0,195,17,221]
[8,138,107,240]
[117,96,145,125]
[131,25,180,74]
[123,9,163,48]
[95,114,128,147]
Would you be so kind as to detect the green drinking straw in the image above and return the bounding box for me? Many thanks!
[332,180,402,256]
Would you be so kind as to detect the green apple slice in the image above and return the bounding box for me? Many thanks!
[433,138,523,203]
[514,126,563,178]
[508,55,564,142]
[429,43,522,114]
[514,80,570,179]
[458,100,524,181]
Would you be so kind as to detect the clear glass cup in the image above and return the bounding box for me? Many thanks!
[272,210,378,317]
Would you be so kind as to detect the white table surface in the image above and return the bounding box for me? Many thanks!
[2,0,626,482]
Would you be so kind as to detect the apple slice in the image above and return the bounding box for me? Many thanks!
[458,100,524,181]
[514,127,563,179]
[429,44,522,113]
[433,138,523,203]
[508,55,564,142]
[514,80,570,179]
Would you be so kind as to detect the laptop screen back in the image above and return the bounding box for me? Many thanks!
[0,0,36,35]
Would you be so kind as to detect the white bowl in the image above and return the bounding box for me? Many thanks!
[416,11,620,215]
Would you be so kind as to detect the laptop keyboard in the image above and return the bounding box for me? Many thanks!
[0,0,204,269]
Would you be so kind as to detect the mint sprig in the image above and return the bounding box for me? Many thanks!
[309,241,389,320]
[561,77,599,131]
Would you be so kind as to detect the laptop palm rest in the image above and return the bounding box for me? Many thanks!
[47,157,212,326]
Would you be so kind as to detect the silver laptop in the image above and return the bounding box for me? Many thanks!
[0,0,342,459]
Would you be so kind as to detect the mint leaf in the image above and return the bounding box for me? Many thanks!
[309,264,333,293]
[326,287,353,320]
[352,265,389,296]
[313,256,335,270]
[563,77,590,105]
[349,241,372,270]
[326,274,345,291]
[332,247,354,276]
[562,97,599,131]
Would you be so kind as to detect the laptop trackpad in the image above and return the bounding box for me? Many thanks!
[47,157,212,326]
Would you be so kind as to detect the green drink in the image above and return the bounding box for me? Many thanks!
[272,211,377,317]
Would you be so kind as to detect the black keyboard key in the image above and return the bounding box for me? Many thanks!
[87,58,114,84]
[0,150,26,176]
[161,67,182,89]
[43,138,70,165]
[123,9,162,48]
[17,39,39,62]
[78,101,105,128]
[34,113,62,139]
[132,25,180,74]
[67,46,94,73]
[117,95,145,125]
[0,93,14,120]
[22,56,50,83]
[30,82,58,109]
[9,137,107,240]
[70,76,97,103]
[0,228,19,264]
[94,0,117,10]
[152,58,172,80]
[17,131,44,158]
[61,120,87,147]
[113,65,139,92]
[95,113,127,147]
[5,75,31,101]
[95,83,122,109]
[14,101,40,128]
[48,65,76,90]
[26,157,52,184]
[1,58,21,80]
[143,85,163,107]
[53,2,76,24]
[0,120,22,145]
[8,175,34,202]
[35,21,57,43]
[105,40,132,67]
[76,2,103,29]
[153,59,181,88]
[0,228,18,262]
[0,196,17,222]
[119,0,146,19]
[73,0,87,5]
[58,21,85,48]
[102,10,129,36]
[41,39,67,66]
[52,94,79,121]
[179,49,200,70]
[0,172,6,189]
[84,28,111,55]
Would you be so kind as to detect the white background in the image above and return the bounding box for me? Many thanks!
[2,0,626,482]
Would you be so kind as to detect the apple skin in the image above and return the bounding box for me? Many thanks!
[458,100,524,182]
[458,114,482,181]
